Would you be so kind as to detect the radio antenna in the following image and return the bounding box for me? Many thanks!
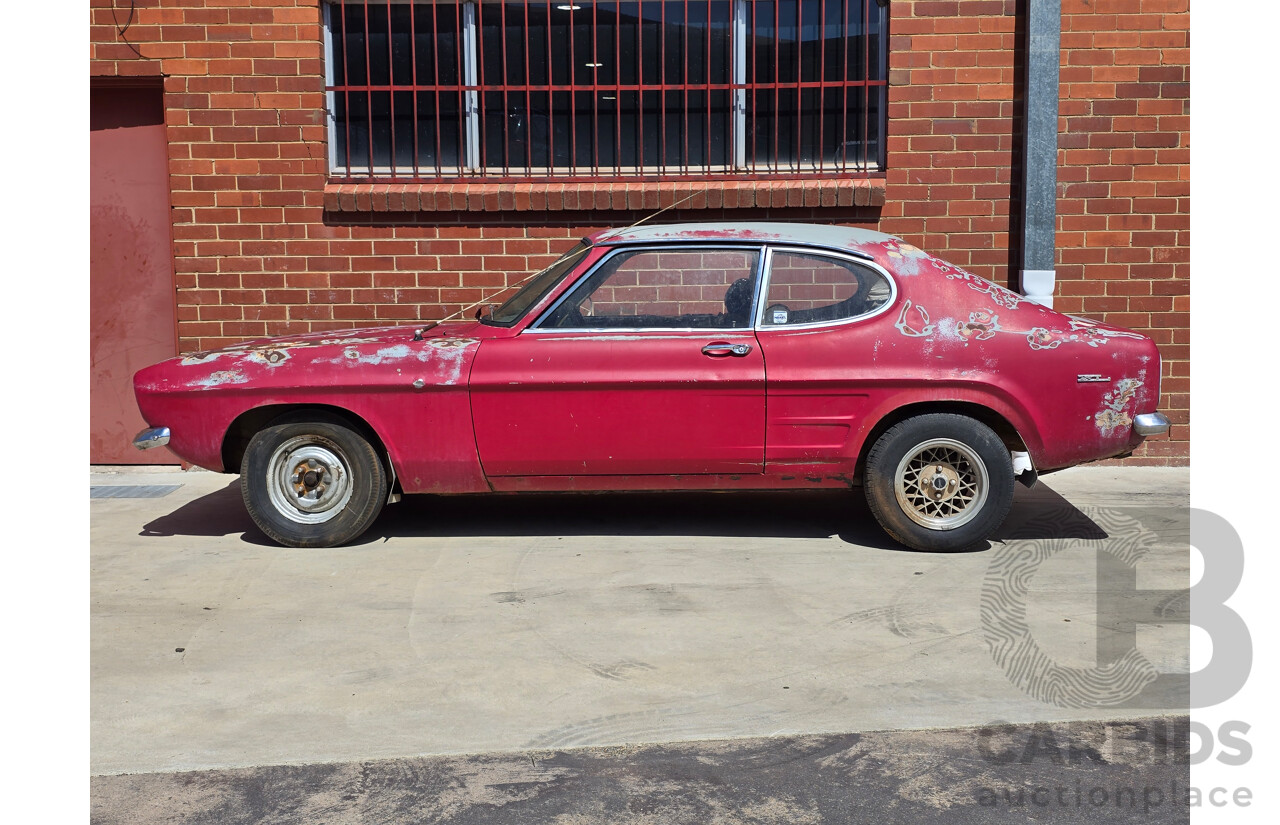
[590,190,699,245]
[422,192,699,330]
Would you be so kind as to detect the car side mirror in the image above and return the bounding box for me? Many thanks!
[475,304,496,321]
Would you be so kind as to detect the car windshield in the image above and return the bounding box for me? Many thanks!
[482,242,590,327]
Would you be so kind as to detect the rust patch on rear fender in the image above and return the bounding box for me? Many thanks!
[1094,378,1142,437]
[942,269,1023,309]
[1027,321,1146,351]
[894,300,935,337]
[879,238,928,275]
[954,310,1001,346]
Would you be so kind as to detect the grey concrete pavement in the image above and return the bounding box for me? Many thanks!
[91,466,1189,777]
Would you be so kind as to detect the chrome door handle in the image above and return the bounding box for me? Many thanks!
[702,342,752,357]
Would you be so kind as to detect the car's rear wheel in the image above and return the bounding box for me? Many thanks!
[864,413,1014,552]
[241,418,387,548]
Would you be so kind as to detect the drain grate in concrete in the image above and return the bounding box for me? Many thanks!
[90,485,182,499]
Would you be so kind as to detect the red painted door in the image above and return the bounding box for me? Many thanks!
[469,331,765,476]
[469,244,767,476]
[90,84,178,464]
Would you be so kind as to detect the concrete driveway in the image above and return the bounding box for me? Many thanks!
[91,466,1189,781]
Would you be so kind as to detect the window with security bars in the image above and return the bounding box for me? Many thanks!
[324,0,887,181]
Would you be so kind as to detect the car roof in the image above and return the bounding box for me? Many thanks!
[586,222,896,250]
[586,221,898,256]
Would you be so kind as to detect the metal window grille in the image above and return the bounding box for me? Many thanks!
[324,0,887,181]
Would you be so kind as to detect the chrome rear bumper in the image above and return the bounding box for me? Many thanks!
[133,426,171,450]
[1133,413,1170,437]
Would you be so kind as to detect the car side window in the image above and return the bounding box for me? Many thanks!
[761,250,892,326]
[540,247,761,329]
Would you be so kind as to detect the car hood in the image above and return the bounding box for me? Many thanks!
[190,321,483,355]
[135,322,486,393]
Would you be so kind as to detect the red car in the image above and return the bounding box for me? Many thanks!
[133,222,1168,551]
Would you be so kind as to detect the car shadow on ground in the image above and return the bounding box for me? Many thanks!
[137,477,1105,551]
[995,479,1110,541]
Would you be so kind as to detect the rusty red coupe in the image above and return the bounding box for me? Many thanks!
[133,223,1168,551]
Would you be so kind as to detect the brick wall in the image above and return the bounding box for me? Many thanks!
[89,0,1189,464]
[882,0,1188,464]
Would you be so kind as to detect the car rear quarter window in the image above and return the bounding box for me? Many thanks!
[761,250,892,326]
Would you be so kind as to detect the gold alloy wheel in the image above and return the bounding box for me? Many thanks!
[893,437,990,530]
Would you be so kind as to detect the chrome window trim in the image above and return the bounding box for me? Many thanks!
[527,243,768,334]
[754,245,899,331]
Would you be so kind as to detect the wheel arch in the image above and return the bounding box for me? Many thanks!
[853,401,1029,483]
[222,403,400,494]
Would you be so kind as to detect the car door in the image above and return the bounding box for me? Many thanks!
[752,246,897,470]
[469,245,766,477]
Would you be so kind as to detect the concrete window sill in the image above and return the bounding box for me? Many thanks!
[322,178,887,213]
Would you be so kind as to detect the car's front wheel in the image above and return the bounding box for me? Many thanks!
[241,418,387,548]
[864,413,1014,552]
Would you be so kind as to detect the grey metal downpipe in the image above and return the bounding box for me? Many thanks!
[1019,0,1061,308]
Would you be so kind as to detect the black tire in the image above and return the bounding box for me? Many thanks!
[864,413,1014,552]
[240,418,388,548]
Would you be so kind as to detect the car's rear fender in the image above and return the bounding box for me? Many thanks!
[848,387,1045,483]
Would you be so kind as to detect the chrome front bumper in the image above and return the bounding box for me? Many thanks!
[133,426,171,450]
[1133,413,1170,437]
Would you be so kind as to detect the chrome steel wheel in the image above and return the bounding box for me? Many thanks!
[893,437,990,531]
[266,435,355,524]
[242,417,388,548]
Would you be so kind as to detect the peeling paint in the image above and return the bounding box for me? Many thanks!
[245,349,290,367]
[427,337,479,349]
[1094,378,1142,437]
[879,238,927,275]
[332,344,413,366]
[893,300,935,337]
[184,334,394,368]
[319,338,479,384]
[1067,316,1146,340]
[190,369,249,389]
[642,228,785,241]
[942,270,1024,309]
[933,317,962,343]
[180,352,224,366]
[225,335,382,354]
[1028,319,1145,351]
[1026,328,1060,350]
[430,339,475,385]
[954,310,1001,346]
